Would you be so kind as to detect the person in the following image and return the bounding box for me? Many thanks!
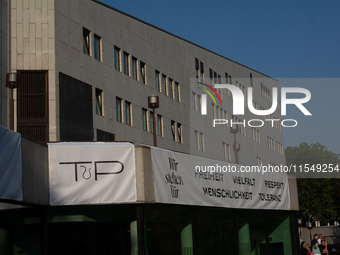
[318,234,323,244]
[312,239,321,255]
[301,241,312,255]
[320,240,328,254]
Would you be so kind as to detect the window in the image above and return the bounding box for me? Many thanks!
[157,114,163,136]
[123,52,129,75]
[193,92,197,111]
[209,69,213,85]
[175,82,180,102]
[177,123,183,143]
[257,157,262,167]
[252,128,261,143]
[171,121,182,143]
[200,132,204,151]
[94,34,101,61]
[125,101,132,126]
[132,57,138,80]
[149,111,153,134]
[200,61,204,81]
[114,46,120,71]
[95,88,103,115]
[140,61,146,84]
[169,78,174,99]
[224,110,228,127]
[116,97,122,122]
[250,73,253,87]
[195,58,199,78]
[223,143,231,160]
[83,28,90,56]
[155,70,160,92]
[198,95,201,113]
[162,74,167,95]
[142,108,148,131]
[171,120,176,141]
[212,104,216,119]
[17,70,49,142]
[195,131,203,150]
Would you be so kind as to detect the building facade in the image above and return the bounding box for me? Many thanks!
[0,0,299,254]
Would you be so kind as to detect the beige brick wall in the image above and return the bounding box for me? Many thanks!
[10,0,56,139]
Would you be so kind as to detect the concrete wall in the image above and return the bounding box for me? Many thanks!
[6,0,287,188]
[10,0,56,138]
[53,0,286,167]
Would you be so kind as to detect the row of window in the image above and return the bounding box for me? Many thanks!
[257,157,263,167]
[114,46,147,84]
[213,105,229,127]
[155,71,181,102]
[116,98,132,126]
[252,128,261,144]
[83,28,102,61]
[195,131,205,151]
[232,117,246,136]
[141,108,164,136]
[142,108,184,143]
[253,101,282,132]
[236,81,247,108]
[277,142,284,155]
[267,137,284,155]
[261,82,271,101]
[268,136,275,151]
[223,142,231,161]
[192,92,202,112]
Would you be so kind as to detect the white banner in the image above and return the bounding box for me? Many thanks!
[0,125,23,201]
[151,147,291,210]
[48,142,137,205]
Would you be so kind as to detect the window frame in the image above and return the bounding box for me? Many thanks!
[83,28,91,56]
[142,108,148,131]
[123,51,130,76]
[125,101,132,126]
[140,61,146,84]
[95,88,103,116]
[157,114,163,137]
[132,56,138,80]
[114,46,121,71]
[116,97,123,123]
[94,34,101,61]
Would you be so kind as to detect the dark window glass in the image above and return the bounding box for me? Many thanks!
[123,52,129,75]
[94,34,101,61]
[116,98,122,122]
[47,205,137,255]
[17,70,49,142]
[144,205,193,255]
[114,46,120,71]
[195,207,235,255]
[132,57,137,80]
[83,28,90,55]
[95,88,103,116]
[140,61,146,84]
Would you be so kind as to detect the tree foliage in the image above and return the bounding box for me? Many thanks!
[285,142,340,224]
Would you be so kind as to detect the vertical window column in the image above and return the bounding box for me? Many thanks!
[94,34,101,61]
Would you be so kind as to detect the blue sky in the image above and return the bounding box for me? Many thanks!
[100,0,340,154]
